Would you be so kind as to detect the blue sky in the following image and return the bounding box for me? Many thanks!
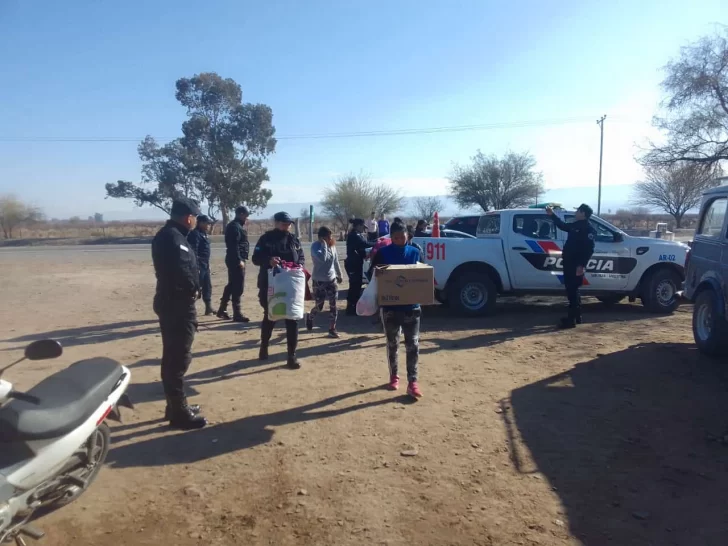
[0,0,725,218]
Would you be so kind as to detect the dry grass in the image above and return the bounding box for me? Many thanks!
[1,218,350,245]
[2,212,697,246]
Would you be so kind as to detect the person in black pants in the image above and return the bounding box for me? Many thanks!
[546,204,596,329]
[187,215,214,315]
[252,211,305,369]
[151,198,207,430]
[218,206,250,322]
[345,218,374,316]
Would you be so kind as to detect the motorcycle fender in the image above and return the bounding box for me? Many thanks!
[117,393,134,410]
[107,394,134,423]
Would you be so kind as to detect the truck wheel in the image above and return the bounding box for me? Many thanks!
[640,268,681,314]
[596,295,625,306]
[448,272,497,316]
[693,290,728,356]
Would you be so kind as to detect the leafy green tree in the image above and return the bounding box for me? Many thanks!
[106,72,276,225]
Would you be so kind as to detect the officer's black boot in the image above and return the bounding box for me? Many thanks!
[164,400,201,420]
[204,302,215,316]
[286,320,301,369]
[216,300,231,320]
[559,308,577,329]
[232,303,250,323]
[259,319,274,360]
[166,396,207,430]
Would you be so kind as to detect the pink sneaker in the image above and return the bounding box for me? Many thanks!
[407,381,423,400]
[388,375,400,391]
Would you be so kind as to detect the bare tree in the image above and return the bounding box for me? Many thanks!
[632,162,722,227]
[0,195,43,239]
[449,151,544,212]
[641,27,728,168]
[320,173,404,229]
[410,196,445,223]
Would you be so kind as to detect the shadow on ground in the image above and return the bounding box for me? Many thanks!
[4,320,160,348]
[126,333,383,405]
[108,385,399,468]
[505,342,728,546]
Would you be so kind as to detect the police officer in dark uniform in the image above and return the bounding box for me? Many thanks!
[151,198,207,430]
[187,214,214,315]
[345,218,374,316]
[217,206,250,322]
[252,212,305,369]
[546,204,596,329]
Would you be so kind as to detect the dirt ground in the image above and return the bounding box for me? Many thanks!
[1,248,728,546]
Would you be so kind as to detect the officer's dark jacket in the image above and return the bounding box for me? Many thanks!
[346,230,372,266]
[225,219,249,265]
[187,227,210,268]
[152,220,200,305]
[251,229,305,290]
[552,216,596,267]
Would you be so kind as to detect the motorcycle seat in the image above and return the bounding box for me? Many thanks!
[0,358,124,442]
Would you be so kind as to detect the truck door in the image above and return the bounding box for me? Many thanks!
[563,214,633,290]
[506,212,562,289]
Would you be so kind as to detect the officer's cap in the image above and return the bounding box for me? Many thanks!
[349,218,367,229]
[576,203,594,218]
[197,214,211,224]
[274,211,294,223]
[171,197,201,218]
[235,205,250,216]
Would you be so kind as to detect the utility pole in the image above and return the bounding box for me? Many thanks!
[596,115,606,216]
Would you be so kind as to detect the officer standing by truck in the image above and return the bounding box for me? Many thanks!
[151,198,207,430]
[187,214,213,315]
[217,206,250,322]
[252,211,305,369]
[546,204,596,329]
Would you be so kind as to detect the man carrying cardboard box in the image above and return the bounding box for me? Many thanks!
[370,222,426,399]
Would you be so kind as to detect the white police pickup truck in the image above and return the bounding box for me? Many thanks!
[413,207,689,316]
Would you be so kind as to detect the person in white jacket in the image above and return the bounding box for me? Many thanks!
[306,226,344,337]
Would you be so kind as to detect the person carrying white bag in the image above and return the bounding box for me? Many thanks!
[252,212,306,369]
[356,275,379,317]
[268,264,306,321]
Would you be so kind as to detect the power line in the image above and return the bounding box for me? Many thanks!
[0,115,620,143]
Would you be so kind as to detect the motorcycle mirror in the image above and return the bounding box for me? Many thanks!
[25,339,63,361]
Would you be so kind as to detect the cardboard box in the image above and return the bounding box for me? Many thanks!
[375,263,434,306]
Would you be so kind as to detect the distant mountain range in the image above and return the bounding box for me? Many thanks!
[101,184,637,222]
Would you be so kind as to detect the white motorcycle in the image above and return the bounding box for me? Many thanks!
[0,340,132,545]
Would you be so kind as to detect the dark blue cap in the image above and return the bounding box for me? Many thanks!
[171,197,200,217]
[274,211,294,223]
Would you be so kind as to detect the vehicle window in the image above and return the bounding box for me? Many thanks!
[564,215,618,243]
[512,214,555,240]
[477,214,500,235]
[446,216,478,228]
[589,220,617,243]
[697,197,728,238]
